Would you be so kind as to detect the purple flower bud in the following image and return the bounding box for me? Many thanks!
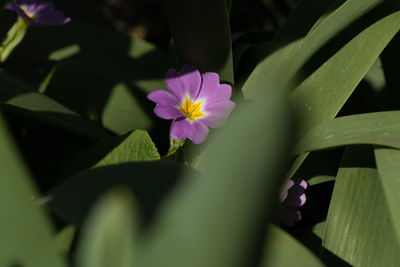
[279,179,308,227]
[6,0,70,26]
[147,64,235,144]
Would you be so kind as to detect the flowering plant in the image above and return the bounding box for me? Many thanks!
[0,0,399,266]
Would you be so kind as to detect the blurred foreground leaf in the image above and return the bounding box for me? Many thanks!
[0,114,66,267]
[260,225,324,267]
[374,148,400,244]
[323,146,400,266]
[49,161,190,225]
[295,111,400,154]
[139,89,291,266]
[76,188,137,267]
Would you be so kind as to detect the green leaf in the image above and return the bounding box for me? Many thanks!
[286,10,400,181]
[18,22,169,133]
[243,0,384,99]
[49,161,191,225]
[0,114,66,267]
[295,111,400,154]
[308,175,335,186]
[374,148,400,244]
[101,83,152,134]
[260,225,324,267]
[139,90,292,266]
[60,130,160,178]
[323,146,400,266]
[76,188,137,267]
[54,225,76,255]
[2,92,110,141]
[164,0,233,83]
[292,10,400,134]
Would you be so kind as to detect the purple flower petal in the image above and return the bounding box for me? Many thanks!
[285,180,308,207]
[279,179,295,203]
[147,89,179,106]
[6,0,70,26]
[196,72,232,105]
[170,118,209,144]
[200,100,235,128]
[154,106,182,120]
[165,64,201,102]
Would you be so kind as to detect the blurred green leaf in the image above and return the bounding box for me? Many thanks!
[323,146,400,266]
[76,188,137,267]
[60,130,160,178]
[49,161,190,225]
[374,148,400,244]
[0,114,66,267]
[54,225,76,255]
[139,90,292,266]
[243,0,384,99]
[295,111,400,154]
[260,225,324,267]
[164,0,233,83]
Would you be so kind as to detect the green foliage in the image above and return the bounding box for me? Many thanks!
[322,146,400,266]
[0,115,66,267]
[1,0,400,266]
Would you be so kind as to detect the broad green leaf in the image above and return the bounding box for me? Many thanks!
[164,0,233,83]
[60,130,160,178]
[76,188,137,267]
[95,130,160,166]
[0,114,66,267]
[292,10,400,134]
[295,111,400,154]
[139,90,292,266]
[102,83,152,134]
[260,225,324,267]
[323,146,400,266]
[2,92,110,141]
[243,0,384,99]
[286,10,400,181]
[374,148,400,244]
[49,161,191,225]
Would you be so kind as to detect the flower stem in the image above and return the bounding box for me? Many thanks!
[0,17,29,62]
[165,137,186,159]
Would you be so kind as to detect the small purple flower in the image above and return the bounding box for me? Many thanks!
[279,179,308,227]
[6,0,70,26]
[147,64,235,144]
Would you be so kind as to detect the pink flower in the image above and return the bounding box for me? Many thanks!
[279,179,308,226]
[147,64,235,144]
[6,0,70,26]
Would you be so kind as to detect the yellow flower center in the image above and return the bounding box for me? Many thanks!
[179,97,205,121]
